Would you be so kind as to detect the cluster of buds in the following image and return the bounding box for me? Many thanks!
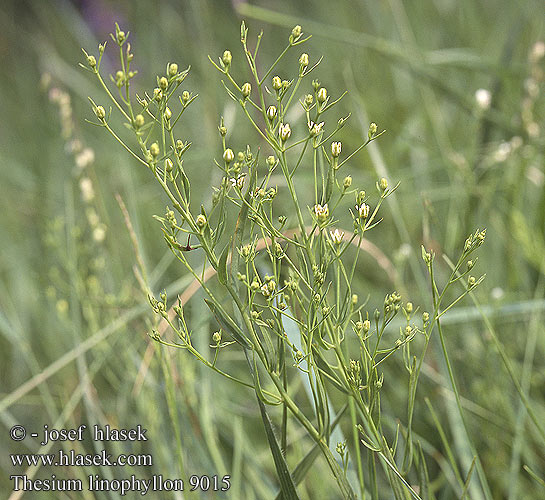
[384,291,402,315]
[353,319,371,336]
[148,292,167,316]
[464,228,487,253]
[347,359,362,389]
[260,276,277,298]
[238,242,257,262]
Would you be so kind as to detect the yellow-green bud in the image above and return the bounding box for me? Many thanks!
[219,125,227,137]
[181,90,190,104]
[379,177,388,191]
[351,294,358,306]
[368,122,378,139]
[422,312,430,323]
[222,50,232,67]
[164,107,172,120]
[212,331,222,343]
[299,53,309,67]
[168,63,178,76]
[150,142,160,157]
[272,76,282,90]
[267,105,277,121]
[116,70,124,81]
[331,141,342,158]
[317,87,328,104]
[343,176,352,189]
[363,319,370,333]
[291,25,302,41]
[117,30,125,44]
[468,276,476,287]
[159,76,168,90]
[153,88,163,101]
[223,148,235,164]
[134,114,145,128]
[267,155,276,167]
[165,158,173,172]
[196,214,207,228]
[95,105,106,120]
[406,302,413,313]
[241,82,251,98]
[87,55,96,68]
[304,94,313,108]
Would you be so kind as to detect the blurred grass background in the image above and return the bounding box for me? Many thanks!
[1,0,544,498]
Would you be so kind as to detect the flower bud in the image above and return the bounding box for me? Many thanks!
[117,30,126,44]
[343,176,352,189]
[317,87,327,104]
[312,79,320,91]
[95,105,106,120]
[150,142,160,157]
[164,107,172,120]
[87,55,96,68]
[267,105,277,121]
[363,319,370,334]
[272,76,282,90]
[422,312,430,323]
[331,141,342,158]
[134,114,145,128]
[304,94,313,108]
[219,125,227,137]
[196,214,207,228]
[223,148,235,164]
[267,155,276,167]
[159,76,168,90]
[299,53,309,67]
[291,25,302,43]
[379,177,388,192]
[368,122,378,139]
[153,88,163,101]
[168,63,178,76]
[213,331,222,343]
[241,82,251,98]
[181,90,190,104]
[222,50,232,68]
[351,294,358,306]
[279,123,291,142]
[406,302,413,313]
[468,276,476,287]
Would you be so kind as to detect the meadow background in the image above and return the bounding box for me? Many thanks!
[1,0,544,498]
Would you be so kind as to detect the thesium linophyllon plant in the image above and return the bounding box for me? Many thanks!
[82,22,492,499]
